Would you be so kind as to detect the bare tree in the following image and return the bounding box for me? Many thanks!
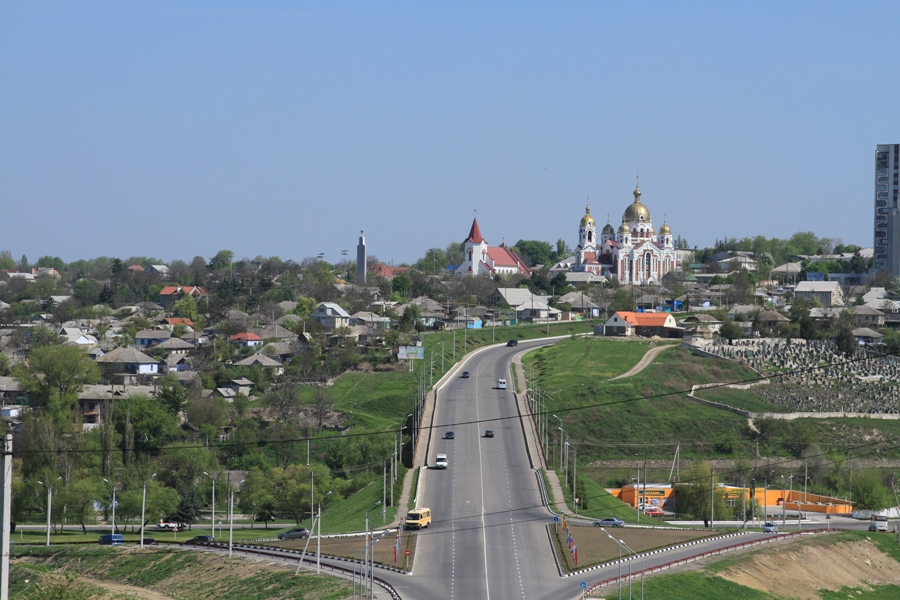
[312,385,334,432]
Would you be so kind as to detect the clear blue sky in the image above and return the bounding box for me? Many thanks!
[2,2,898,266]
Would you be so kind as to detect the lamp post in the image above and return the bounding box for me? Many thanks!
[140,473,156,548]
[554,416,565,472]
[204,471,217,539]
[601,528,624,600]
[102,477,117,536]
[316,491,332,574]
[37,477,61,546]
[635,453,641,520]
[621,539,645,600]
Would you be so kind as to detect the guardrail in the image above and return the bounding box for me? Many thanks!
[585,528,834,595]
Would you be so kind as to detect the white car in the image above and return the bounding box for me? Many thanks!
[496,379,507,389]
[434,454,448,469]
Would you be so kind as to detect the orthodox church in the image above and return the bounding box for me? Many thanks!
[573,185,678,284]
[457,218,531,278]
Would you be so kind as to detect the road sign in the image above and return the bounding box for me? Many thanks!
[580,582,587,589]
[554,516,560,523]
[405,549,411,556]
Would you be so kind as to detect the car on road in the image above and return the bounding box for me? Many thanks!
[98,534,123,545]
[445,431,455,440]
[496,379,507,389]
[461,371,470,378]
[593,518,624,528]
[159,519,187,531]
[405,508,432,529]
[184,535,215,546]
[506,339,518,347]
[141,538,159,546]
[434,454,449,469]
[278,528,310,540]
[868,523,879,532]
[643,507,665,517]
[484,430,494,438]
[763,522,778,534]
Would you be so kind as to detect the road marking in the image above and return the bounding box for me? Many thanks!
[476,361,490,600]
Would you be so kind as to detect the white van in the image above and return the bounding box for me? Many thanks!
[497,379,507,389]
[435,454,448,469]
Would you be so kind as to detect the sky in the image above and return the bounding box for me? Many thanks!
[2,1,899,267]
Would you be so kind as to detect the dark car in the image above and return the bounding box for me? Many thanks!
[98,534,123,545]
[461,371,470,378]
[506,339,518,347]
[184,535,215,546]
[445,431,455,440]
[484,430,494,438]
[593,518,624,528]
[278,528,310,541]
[141,538,159,546]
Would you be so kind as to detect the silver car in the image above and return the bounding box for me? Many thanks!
[278,528,310,540]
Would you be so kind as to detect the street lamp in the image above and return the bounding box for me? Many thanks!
[37,477,61,546]
[601,528,624,600]
[553,415,565,472]
[204,471,217,539]
[102,477,117,536]
[140,473,156,548]
[621,539,645,600]
[316,490,332,574]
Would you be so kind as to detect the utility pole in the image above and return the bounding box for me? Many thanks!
[1,433,12,600]
[710,468,715,528]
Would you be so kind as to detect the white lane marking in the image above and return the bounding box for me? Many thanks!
[476,360,490,600]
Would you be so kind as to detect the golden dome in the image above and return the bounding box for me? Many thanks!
[602,221,615,235]
[580,205,595,227]
[618,220,631,234]
[659,222,671,235]
[622,186,651,222]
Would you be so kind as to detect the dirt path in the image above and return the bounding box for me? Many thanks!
[609,344,675,381]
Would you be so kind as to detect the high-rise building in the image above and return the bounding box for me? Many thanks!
[874,144,900,276]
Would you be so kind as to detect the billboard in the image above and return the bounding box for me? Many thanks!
[398,345,424,360]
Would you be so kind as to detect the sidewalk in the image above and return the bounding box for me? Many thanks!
[387,468,415,528]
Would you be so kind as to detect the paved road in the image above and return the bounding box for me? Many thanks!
[395,338,560,600]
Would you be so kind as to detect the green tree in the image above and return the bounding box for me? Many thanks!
[114,396,179,456]
[172,293,199,323]
[156,374,188,416]
[392,274,412,300]
[850,469,890,510]
[674,461,729,525]
[719,318,743,343]
[13,345,101,417]
[512,240,554,267]
[208,250,234,271]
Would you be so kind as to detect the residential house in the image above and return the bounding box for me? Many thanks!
[371,263,409,279]
[599,311,681,338]
[158,285,209,309]
[78,384,156,429]
[135,329,171,348]
[58,327,98,347]
[229,332,263,349]
[96,346,160,376]
[852,327,883,346]
[680,313,722,333]
[0,376,27,405]
[310,302,351,330]
[756,310,791,333]
[234,353,284,375]
[850,305,886,329]
[146,264,170,275]
[795,281,844,307]
[350,311,392,330]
